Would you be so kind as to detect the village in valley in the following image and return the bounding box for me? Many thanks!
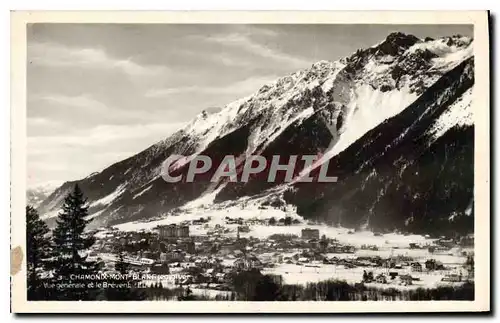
[86,213,475,299]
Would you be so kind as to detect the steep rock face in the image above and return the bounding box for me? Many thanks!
[37,33,475,232]
[284,57,474,235]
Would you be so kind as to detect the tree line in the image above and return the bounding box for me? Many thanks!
[27,184,144,301]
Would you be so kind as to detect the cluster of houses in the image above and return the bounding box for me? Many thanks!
[361,271,466,286]
[362,271,415,286]
[87,223,474,291]
[86,225,357,287]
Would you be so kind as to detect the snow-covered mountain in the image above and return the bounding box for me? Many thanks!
[26,181,61,208]
[37,32,474,234]
[283,56,474,236]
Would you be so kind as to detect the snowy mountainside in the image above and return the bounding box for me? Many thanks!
[284,56,475,235]
[37,32,475,233]
[215,33,473,202]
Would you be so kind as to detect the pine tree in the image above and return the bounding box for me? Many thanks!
[26,205,51,300]
[48,184,99,300]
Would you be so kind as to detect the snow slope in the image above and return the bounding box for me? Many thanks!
[428,87,473,139]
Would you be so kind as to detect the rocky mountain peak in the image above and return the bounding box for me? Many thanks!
[375,32,420,56]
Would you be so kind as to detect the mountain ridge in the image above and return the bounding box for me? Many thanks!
[36,32,475,234]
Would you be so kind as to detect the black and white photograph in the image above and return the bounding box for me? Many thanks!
[10,10,490,313]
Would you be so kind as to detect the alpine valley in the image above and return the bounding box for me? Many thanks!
[35,32,475,237]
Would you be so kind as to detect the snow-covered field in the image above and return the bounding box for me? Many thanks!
[140,279,231,299]
[262,263,466,290]
[113,201,434,249]
[113,191,296,233]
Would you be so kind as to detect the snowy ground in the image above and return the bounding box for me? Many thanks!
[113,191,297,234]
[113,204,436,249]
[141,279,231,299]
[109,193,471,289]
[262,263,467,290]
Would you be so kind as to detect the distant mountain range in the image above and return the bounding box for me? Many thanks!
[35,32,474,235]
[26,181,61,208]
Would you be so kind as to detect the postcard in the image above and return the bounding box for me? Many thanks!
[10,10,490,313]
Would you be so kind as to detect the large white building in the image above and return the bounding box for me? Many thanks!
[157,224,190,239]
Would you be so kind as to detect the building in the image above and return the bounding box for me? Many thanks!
[301,228,320,240]
[238,225,250,233]
[157,224,190,239]
[409,243,421,249]
[399,274,413,286]
[150,263,170,274]
[169,249,185,262]
[177,225,189,238]
[437,237,455,248]
[460,234,474,247]
[298,257,309,264]
[341,245,356,253]
[157,224,176,238]
[181,240,195,254]
[232,255,263,271]
[411,262,423,272]
[245,256,263,270]
[375,274,387,284]
[442,274,462,282]
[233,258,246,270]
[425,259,444,271]
[159,252,168,263]
[123,256,155,267]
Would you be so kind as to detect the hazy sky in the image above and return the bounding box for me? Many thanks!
[27,24,473,187]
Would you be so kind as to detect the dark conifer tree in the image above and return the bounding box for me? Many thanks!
[26,205,51,300]
[48,184,99,300]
